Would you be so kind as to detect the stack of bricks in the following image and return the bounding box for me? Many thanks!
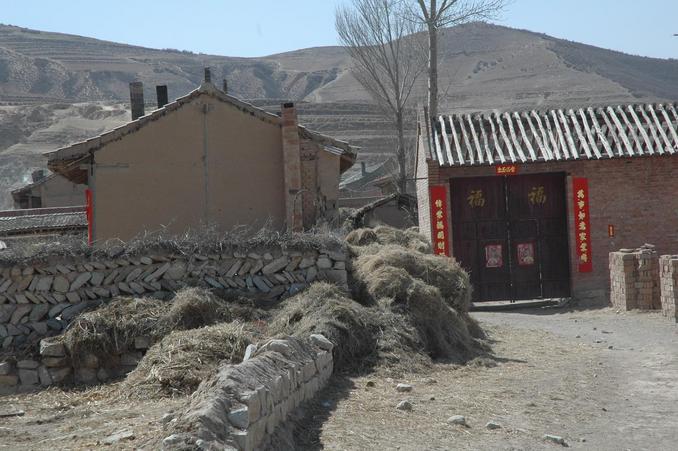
[609,245,660,311]
[659,255,678,322]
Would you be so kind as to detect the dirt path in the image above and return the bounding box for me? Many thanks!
[0,385,187,450]
[295,308,678,450]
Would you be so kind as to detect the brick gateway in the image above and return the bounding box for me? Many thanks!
[416,103,678,305]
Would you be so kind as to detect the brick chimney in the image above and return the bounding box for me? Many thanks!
[156,85,168,109]
[222,79,228,94]
[204,67,212,84]
[281,102,303,231]
[361,161,367,176]
[129,81,145,120]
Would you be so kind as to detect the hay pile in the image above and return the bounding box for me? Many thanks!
[269,283,379,371]
[347,226,431,253]
[63,287,232,367]
[122,322,253,397]
[349,226,484,363]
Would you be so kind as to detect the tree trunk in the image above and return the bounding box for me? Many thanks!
[396,111,407,194]
[427,19,438,119]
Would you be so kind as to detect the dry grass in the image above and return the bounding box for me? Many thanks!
[346,226,431,253]
[352,244,471,313]
[269,283,379,372]
[122,322,253,398]
[62,287,233,367]
[347,226,483,364]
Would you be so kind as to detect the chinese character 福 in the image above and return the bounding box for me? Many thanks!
[528,186,547,205]
[467,190,486,208]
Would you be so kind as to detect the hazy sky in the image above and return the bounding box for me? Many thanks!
[2,0,677,59]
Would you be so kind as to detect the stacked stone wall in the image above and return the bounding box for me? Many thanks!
[660,255,678,322]
[164,335,334,451]
[0,245,348,356]
[609,245,660,311]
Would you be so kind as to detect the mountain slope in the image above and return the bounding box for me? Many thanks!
[0,22,677,209]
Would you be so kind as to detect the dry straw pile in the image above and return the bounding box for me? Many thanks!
[63,287,233,367]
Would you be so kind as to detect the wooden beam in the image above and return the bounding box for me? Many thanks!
[495,113,517,162]
[433,119,445,163]
[514,112,538,161]
[448,115,465,164]
[478,115,498,164]
[577,109,602,159]
[616,106,643,155]
[606,107,634,156]
[638,104,664,154]
[438,115,454,165]
[557,109,579,158]
[627,105,653,154]
[550,110,570,159]
[488,114,507,163]
[503,113,527,162]
[586,107,613,158]
[647,104,672,154]
[541,111,561,159]
[524,111,551,160]
[567,109,592,158]
[664,104,678,153]
[598,108,624,156]
[458,114,483,164]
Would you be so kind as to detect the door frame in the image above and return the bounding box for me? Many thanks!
[449,171,572,302]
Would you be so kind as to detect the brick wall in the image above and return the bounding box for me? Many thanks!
[433,154,678,304]
[660,255,678,322]
[609,246,660,311]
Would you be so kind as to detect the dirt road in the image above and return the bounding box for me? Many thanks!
[296,308,678,450]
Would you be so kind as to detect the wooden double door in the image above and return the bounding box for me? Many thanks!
[451,173,570,302]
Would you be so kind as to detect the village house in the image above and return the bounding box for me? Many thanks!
[45,72,356,242]
[416,103,678,305]
[11,170,86,209]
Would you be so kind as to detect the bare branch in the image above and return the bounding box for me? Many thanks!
[336,0,426,193]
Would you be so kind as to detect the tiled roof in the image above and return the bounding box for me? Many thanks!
[425,103,678,167]
[45,83,356,175]
[0,207,87,236]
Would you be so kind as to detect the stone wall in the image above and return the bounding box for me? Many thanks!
[164,335,334,451]
[0,245,348,355]
[660,255,678,322]
[0,334,153,391]
[609,246,660,311]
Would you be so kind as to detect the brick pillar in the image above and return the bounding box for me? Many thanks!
[609,245,660,311]
[281,102,303,232]
[609,250,637,310]
[660,255,678,322]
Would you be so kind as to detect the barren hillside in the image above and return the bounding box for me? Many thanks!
[0,22,677,208]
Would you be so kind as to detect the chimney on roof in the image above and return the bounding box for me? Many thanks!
[129,81,145,120]
[361,161,367,176]
[156,85,168,109]
[204,67,212,84]
[222,79,228,94]
[31,169,45,183]
[281,102,303,232]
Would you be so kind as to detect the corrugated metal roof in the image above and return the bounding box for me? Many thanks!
[0,208,87,236]
[426,103,678,167]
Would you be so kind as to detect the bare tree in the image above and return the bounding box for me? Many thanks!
[409,0,506,118]
[336,0,426,194]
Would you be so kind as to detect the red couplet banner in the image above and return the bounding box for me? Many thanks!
[429,185,450,256]
[572,177,592,272]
